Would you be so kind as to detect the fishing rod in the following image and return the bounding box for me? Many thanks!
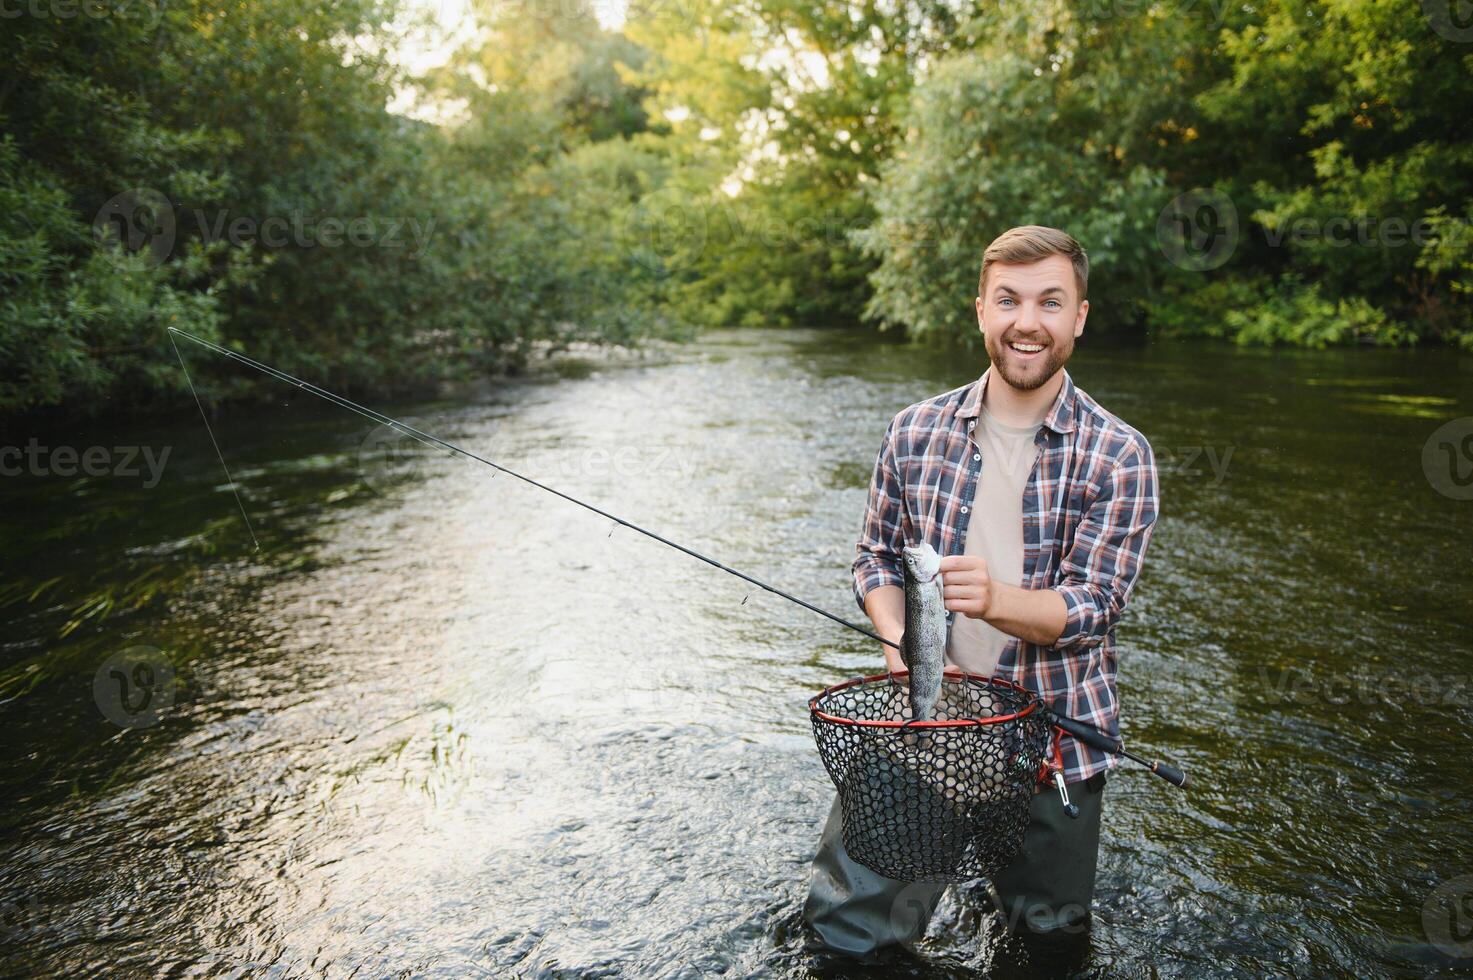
[166,326,1189,789]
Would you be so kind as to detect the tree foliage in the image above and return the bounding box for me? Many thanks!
[0,0,668,415]
[2,0,1470,416]
[858,0,1472,348]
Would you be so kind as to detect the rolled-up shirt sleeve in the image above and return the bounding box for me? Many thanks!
[852,416,907,611]
[1051,438,1159,652]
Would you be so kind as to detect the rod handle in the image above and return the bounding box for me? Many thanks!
[1047,702,1190,790]
[1149,761,1190,789]
[1046,708,1122,755]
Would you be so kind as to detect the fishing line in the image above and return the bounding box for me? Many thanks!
[165,327,896,650]
[165,326,1189,788]
[168,329,261,552]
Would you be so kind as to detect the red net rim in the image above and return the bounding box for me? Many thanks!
[808,670,1041,730]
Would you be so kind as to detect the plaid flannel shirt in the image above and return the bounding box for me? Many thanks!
[852,368,1160,783]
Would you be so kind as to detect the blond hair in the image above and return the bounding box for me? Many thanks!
[978,225,1089,301]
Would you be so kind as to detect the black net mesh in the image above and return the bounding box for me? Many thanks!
[810,674,1053,883]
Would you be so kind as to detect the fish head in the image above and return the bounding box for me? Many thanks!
[901,542,941,584]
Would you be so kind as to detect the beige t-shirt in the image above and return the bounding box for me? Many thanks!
[946,403,1045,676]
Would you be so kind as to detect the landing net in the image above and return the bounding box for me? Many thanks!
[809,671,1052,883]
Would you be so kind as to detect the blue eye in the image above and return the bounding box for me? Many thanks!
[998,297,1064,308]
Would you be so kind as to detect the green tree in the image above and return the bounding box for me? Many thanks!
[858,3,1212,342]
[1157,0,1473,346]
[622,0,965,326]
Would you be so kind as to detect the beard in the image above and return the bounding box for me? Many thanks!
[984,331,1074,391]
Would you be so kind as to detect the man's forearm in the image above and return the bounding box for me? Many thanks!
[985,581,1067,647]
[868,578,1066,658]
[863,585,905,669]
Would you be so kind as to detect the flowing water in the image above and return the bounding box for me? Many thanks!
[1,328,1470,978]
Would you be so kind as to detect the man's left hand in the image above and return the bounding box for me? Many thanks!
[939,554,992,620]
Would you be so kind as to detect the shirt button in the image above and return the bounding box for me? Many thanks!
[961,506,969,514]
[973,453,981,461]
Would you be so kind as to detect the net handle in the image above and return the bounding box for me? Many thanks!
[808,670,1043,729]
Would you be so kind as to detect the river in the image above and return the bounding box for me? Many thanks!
[1,327,1470,977]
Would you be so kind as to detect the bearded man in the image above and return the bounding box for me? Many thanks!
[803,225,1162,965]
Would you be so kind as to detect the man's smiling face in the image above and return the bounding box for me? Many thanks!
[974,253,1089,392]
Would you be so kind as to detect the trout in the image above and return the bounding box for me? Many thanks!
[901,542,947,722]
